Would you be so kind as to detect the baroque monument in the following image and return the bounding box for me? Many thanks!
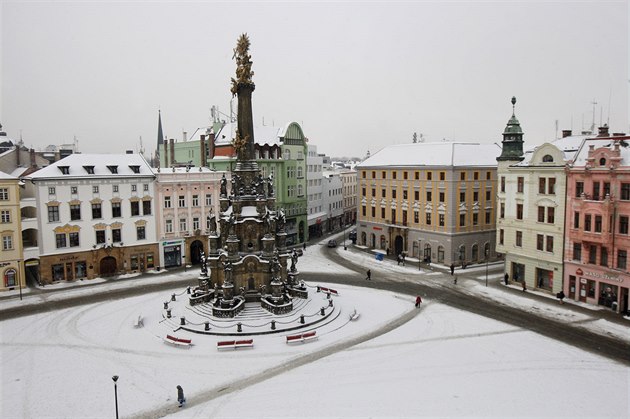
[191,34,307,317]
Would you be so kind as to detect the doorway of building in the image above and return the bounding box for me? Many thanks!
[394,235,403,257]
[190,240,203,265]
[99,256,117,276]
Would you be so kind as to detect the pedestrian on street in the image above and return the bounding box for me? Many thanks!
[504,273,509,285]
[366,269,371,280]
[450,263,455,276]
[557,290,565,304]
[397,254,401,265]
[303,242,306,251]
[415,296,422,307]
[521,281,527,292]
[177,385,186,408]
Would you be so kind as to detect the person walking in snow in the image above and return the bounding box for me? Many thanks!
[366,269,371,280]
[450,263,455,276]
[177,385,186,408]
[415,296,422,307]
[521,281,527,292]
[504,273,509,285]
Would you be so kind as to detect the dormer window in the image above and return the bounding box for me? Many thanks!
[58,166,70,175]
[129,165,140,174]
[107,165,118,174]
[599,158,606,166]
[83,165,95,174]
[542,155,554,163]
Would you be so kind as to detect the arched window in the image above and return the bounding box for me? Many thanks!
[484,242,490,259]
[4,269,16,287]
[297,166,303,178]
[380,235,387,249]
[437,246,445,263]
[599,157,606,166]
[471,244,479,261]
[542,155,554,162]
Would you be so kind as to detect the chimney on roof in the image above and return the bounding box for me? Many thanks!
[30,148,35,167]
[200,135,207,167]
[183,131,187,142]
[208,132,216,160]
[562,129,572,138]
[163,141,169,167]
[597,125,609,137]
[170,138,175,165]
[16,143,20,166]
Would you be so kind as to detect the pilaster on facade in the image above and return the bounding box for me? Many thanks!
[0,172,25,291]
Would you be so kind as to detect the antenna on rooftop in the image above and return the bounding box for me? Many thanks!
[590,99,598,133]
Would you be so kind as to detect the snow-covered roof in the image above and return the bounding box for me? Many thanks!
[571,137,630,167]
[357,142,501,168]
[188,123,284,147]
[0,170,17,180]
[28,153,153,180]
[152,166,217,175]
[517,134,588,166]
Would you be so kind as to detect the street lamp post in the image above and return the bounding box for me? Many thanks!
[343,226,347,250]
[485,249,489,287]
[112,375,119,419]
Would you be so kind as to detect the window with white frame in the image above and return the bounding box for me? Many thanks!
[205,194,212,206]
[193,217,200,231]
[0,210,10,223]
[178,196,185,207]
[49,187,56,195]
[0,188,8,200]
[179,218,187,232]
[2,235,13,250]
[92,186,99,193]
[165,219,173,233]
[192,195,199,207]
[164,196,171,208]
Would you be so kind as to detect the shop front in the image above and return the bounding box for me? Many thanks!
[564,264,629,314]
[41,252,90,284]
[161,240,184,268]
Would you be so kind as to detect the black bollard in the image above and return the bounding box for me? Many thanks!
[300,314,305,324]
[328,299,333,307]
[237,322,242,332]
[163,301,169,309]
[166,308,172,318]
[316,286,320,293]
[320,307,325,316]
[204,321,210,331]
[180,316,186,325]
[187,286,191,294]
[327,292,331,299]
[171,293,176,302]
[271,320,276,330]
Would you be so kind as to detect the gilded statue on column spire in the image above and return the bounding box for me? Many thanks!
[231,33,254,96]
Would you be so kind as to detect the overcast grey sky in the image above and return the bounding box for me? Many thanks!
[1,1,628,159]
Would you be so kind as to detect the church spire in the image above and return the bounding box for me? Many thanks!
[497,96,525,162]
[155,110,164,165]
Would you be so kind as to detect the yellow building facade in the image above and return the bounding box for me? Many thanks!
[357,142,499,266]
[0,172,25,291]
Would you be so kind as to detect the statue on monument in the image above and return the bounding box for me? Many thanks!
[231,33,254,96]
[267,174,274,196]
[276,208,286,232]
[207,211,217,234]
[220,173,227,197]
[223,260,234,285]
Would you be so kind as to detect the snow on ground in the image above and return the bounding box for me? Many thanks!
[1,235,629,418]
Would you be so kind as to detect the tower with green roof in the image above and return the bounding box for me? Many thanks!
[497,97,525,162]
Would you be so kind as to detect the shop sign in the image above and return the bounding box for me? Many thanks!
[580,278,587,284]
[581,270,624,283]
[163,240,182,246]
[59,255,78,262]
[25,260,39,266]
[373,226,382,231]
[0,262,11,267]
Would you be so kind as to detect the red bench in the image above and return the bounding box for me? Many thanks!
[217,339,254,350]
[164,334,192,348]
[286,331,318,344]
[318,286,339,295]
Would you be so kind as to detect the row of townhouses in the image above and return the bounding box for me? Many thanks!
[2,99,628,315]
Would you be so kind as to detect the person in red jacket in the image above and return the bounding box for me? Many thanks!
[415,296,422,307]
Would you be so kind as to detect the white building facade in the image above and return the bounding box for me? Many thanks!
[28,154,158,283]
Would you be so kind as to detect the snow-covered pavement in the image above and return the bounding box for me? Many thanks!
[1,237,628,418]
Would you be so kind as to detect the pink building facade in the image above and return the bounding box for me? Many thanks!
[564,130,630,314]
